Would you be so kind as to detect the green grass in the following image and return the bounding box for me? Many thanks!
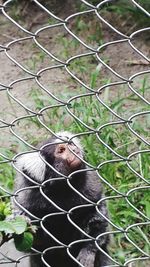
[0,151,15,220]
[104,0,150,29]
[0,149,15,194]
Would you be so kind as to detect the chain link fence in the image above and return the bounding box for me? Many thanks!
[0,0,150,266]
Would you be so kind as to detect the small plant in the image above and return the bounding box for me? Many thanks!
[106,0,150,28]
[0,212,35,252]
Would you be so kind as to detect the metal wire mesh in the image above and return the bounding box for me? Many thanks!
[0,0,150,266]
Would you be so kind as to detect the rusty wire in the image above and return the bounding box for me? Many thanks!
[0,0,150,266]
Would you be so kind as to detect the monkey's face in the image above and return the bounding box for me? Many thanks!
[54,143,83,171]
[41,142,84,177]
[40,132,85,177]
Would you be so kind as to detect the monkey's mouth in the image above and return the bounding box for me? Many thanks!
[68,156,83,170]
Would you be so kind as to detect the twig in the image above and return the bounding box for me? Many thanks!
[126,60,150,66]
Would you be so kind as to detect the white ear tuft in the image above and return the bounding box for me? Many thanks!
[15,152,46,182]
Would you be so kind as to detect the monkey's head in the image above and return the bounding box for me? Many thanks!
[40,131,85,177]
[16,132,85,183]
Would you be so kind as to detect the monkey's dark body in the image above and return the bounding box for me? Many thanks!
[14,135,109,267]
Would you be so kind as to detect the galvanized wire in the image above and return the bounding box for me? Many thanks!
[0,0,150,266]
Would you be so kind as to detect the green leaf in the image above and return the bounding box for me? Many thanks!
[0,232,3,244]
[0,216,27,235]
[0,221,14,234]
[11,217,27,235]
[145,201,150,218]
[4,204,12,217]
[14,232,33,252]
[0,201,5,213]
[117,250,125,264]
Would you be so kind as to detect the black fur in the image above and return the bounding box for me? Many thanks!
[14,135,109,267]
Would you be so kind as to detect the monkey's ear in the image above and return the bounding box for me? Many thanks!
[15,152,46,182]
[40,144,56,165]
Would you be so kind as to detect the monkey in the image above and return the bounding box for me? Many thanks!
[13,131,109,267]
